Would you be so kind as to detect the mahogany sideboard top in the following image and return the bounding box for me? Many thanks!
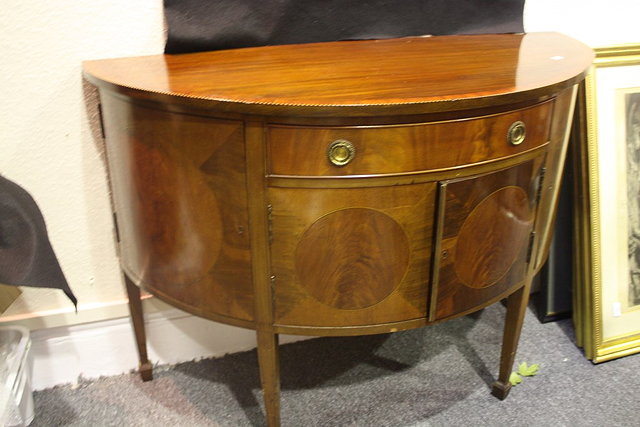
[84,32,592,117]
[84,33,592,426]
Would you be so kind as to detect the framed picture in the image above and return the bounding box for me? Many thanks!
[574,44,640,362]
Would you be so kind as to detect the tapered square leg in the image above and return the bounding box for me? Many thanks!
[492,283,531,400]
[124,273,153,381]
[256,330,280,427]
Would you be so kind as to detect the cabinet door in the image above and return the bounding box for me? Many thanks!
[269,184,436,327]
[430,157,546,321]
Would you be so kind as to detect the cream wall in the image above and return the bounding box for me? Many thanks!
[0,0,166,325]
[524,0,640,46]
[0,1,639,326]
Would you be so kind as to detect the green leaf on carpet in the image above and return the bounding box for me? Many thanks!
[509,372,522,385]
[510,361,540,386]
[517,362,540,377]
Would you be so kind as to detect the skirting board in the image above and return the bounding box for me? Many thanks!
[28,306,307,391]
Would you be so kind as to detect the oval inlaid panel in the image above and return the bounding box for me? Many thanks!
[454,186,532,289]
[294,208,410,310]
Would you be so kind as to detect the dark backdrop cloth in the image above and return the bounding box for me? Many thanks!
[0,175,77,308]
[164,0,525,54]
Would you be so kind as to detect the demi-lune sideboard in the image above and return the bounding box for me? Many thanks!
[83,33,593,426]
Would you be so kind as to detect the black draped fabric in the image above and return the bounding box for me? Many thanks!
[164,0,525,54]
[0,175,77,308]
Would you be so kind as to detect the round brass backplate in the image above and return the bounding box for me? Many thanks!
[327,139,356,166]
[507,121,526,146]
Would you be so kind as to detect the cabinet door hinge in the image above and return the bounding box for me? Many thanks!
[112,211,121,243]
[535,166,546,205]
[98,103,106,140]
[526,231,536,264]
[270,275,276,305]
[112,211,121,257]
[267,204,273,244]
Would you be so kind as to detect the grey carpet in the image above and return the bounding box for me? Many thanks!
[31,303,640,426]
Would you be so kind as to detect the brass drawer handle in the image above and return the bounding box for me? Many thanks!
[327,139,356,166]
[508,121,526,146]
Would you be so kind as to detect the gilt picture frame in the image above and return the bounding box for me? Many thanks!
[574,44,640,362]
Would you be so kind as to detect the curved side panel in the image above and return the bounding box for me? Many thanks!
[101,93,254,322]
[531,85,579,272]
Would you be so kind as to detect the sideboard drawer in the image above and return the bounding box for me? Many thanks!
[268,101,552,176]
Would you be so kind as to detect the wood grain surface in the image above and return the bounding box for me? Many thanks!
[431,157,545,320]
[268,101,552,176]
[270,184,435,327]
[530,86,579,272]
[101,95,255,323]
[87,33,593,426]
[294,208,410,310]
[84,33,593,117]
